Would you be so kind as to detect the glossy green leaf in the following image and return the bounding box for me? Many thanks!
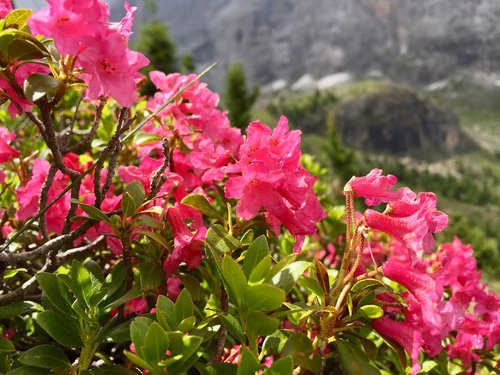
[9,38,47,62]
[219,314,246,344]
[71,260,101,308]
[125,181,146,209]
[240,229,254,247]
[244,284,285,312]
[359,305,384,319]
[181,194,222,220]
[121,192,137,218]
[137,229,169,249]
[282,332,313,357]
[336,337,381,375]
[242,235,269,279]
[204,363,238,375]
[236,349,260,375]
[23,73,61,102]
[205,224,240,254]
[138,262,164,291]
[263,356,293,375]
[350,278,385,297]
[261,330,289,356]
[166,334,202,373]
[156,295,176,331]
[222,256,247,306]
[175,288,194,326]
[142,322,169,365]
[71,199,111,224]
[130,317,154,358]
[89,365,137,375]
[36,310,83,348]
[0,338,14,352]
[246,311,279,336]
[270,261,310,293]
[4,9,32,30]
[178,316,196,333]
[248,255,272,285]
[6,366,50,375]
[123,351,151,370]
[104,319,132,343]
[101,262,127,306]
[18,345,70,369]
[83,259,104,282]
[36,273,75,317]
[315,259,330,298]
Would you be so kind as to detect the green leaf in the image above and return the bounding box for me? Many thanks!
[178,273,201,300]
[138,263,164,291]
[4,9,33,30]
[261,330,289,356]
[282,332,313,357]
[71,199,111,224]
[242,235,269,279]
[142,322,169,365]
[124,350,151,371]
[89,365,137,375]
[219,314,246,344]
[135,215,161,229]
[71,260,101,308]
[121,192,137,218]
[175,288,194,326]
[101,262,127,306]
[0,301,38,319]
[178,316,196,333]
[244,284,285,312]
[130,317,154,358]
[36,273,75,317]
[134,132,163,145]
[240,229,254,247]
[336,337,381,375]
[357,291,376,308]
[248,255,272,285]
[0,338,14,352]
[204,363,238,375]
[315,259,330,298]
[8,38,47,62]
[18,345,70,369]
[358,305,384,319]
[3,267,27,279]
[156,295,176,331]
[6,366,51,375]
[350,278,385,297]
[124,181,146,209]
[104,319,132,343]
[83,259,105,282]
[205,224,240,254]
[23,73,61,102]
[166,334,203,373]
[221,256,247,306]
[236,349,260,375]
[298,276,323,301]
[181,194,223,220]
[137,229,169,249]
[270,261,310,293]
[246,311,279,336]
[36,310,83,348]
[263,356,293,375]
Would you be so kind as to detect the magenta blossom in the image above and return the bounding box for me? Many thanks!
[225,116,326,252]
[0,0,12,18]
[163,207,207,274]
[0,127,20,163]
[345,168,401,206]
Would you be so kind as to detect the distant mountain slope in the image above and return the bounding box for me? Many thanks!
[111,0,500,89]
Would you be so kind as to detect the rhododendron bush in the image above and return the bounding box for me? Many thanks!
[0,1,498,374]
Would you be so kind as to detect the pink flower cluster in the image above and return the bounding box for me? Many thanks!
[346,168,448,257]
[369,236,499,373]
[29,0,149,106]
[0,0,12,18]
[225,116,327,251]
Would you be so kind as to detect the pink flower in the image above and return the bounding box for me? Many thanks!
[163,207,207,274]
[372,316,422,375]
[225,117,326,252]
[0,0,12,18]
[364,192,447,254]
[345,168,401,206]
[0,127,20,163]
[29,0,109,56]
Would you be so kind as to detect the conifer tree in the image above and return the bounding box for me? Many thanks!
[224,62,259,129]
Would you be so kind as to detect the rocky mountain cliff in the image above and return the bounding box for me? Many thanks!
[111,0,500,90]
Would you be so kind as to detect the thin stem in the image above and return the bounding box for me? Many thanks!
[38,164,57,241]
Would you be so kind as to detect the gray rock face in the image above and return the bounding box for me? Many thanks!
[112,0,500,90]
[334,84,471,155]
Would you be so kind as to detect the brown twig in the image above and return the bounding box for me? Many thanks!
[38,164,58,241]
